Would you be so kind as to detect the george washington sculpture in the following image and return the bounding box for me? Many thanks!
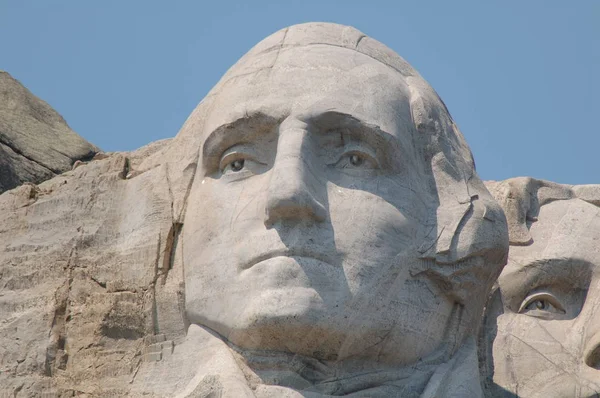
[132,22,509,397]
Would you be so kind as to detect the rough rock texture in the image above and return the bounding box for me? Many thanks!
[0,141,180,396]
[481,178,600,397]
[133,22,509,397]
[0,71,99,193]
[0,23,514,397]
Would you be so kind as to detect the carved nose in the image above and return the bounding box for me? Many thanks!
[264,128,327,226]
[265,186,327,227]
[264,160,327,226]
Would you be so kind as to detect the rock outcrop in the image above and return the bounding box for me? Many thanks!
[480,178,600,397]
[0,141,177,396]
[0,73,175,395]
[2,23,595,398]
[0,71,99,193]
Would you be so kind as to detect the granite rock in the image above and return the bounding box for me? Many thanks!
[0,23,517,397]
[132,22,509,396]
[481,178,600,397]
[0,71,99,193]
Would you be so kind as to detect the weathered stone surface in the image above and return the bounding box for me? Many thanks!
[0,147,179,396]
[481,178,600,397]
[1,23,513,397]
[0,71,99,193]
[130,22,508,396]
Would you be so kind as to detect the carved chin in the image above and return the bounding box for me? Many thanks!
[222,292,346,361]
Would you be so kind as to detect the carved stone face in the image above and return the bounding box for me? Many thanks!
[177,22,508,373]
[487,199,600,396]
[181,44,462,366]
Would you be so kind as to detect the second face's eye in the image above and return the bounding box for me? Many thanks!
[528,300,550,311]
[518,292,566,319]
[349,154,364,167]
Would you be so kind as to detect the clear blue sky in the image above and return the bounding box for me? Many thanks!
[1,1,598,184]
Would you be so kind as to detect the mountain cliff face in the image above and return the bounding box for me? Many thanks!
[0,142,177,397]
[0,71,99,193]
[0,73,179,396]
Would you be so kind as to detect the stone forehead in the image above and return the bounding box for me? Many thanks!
[166,22,484,230]
[485,177,600,245]
[211,23,420,91]
[505,196,600,270]
[252,23,416,74]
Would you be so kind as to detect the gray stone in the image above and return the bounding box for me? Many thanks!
[132,22,508,397]
[143,352,162,363]
[0,151,175,397]
[144,333,167,345]
[482,178,600,397]
[1,22,511,397]
[0,71,98,193]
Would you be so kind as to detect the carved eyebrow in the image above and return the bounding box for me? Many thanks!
[305,110,396,148]
[201,110,408,172]
[511,257,593,290]
[202,112,280,167]
[306,110,414,172]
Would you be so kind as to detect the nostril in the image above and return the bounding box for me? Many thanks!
[586,344,600,370]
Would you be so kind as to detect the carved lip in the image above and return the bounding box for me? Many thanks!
[242,248,336,270]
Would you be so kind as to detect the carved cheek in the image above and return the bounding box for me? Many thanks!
[495,314,581,385]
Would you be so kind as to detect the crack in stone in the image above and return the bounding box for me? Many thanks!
[0,134,60,174]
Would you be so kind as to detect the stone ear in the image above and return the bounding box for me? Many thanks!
[414,150,509,318]
[409,80,500,265]
[419,152,500,265]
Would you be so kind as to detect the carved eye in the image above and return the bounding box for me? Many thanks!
[518,292,566,318]
[228,159,245,172]
[337,151,378,170]
[349,154,364,167]
[221,157,246,174]
[219,149,252,175]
